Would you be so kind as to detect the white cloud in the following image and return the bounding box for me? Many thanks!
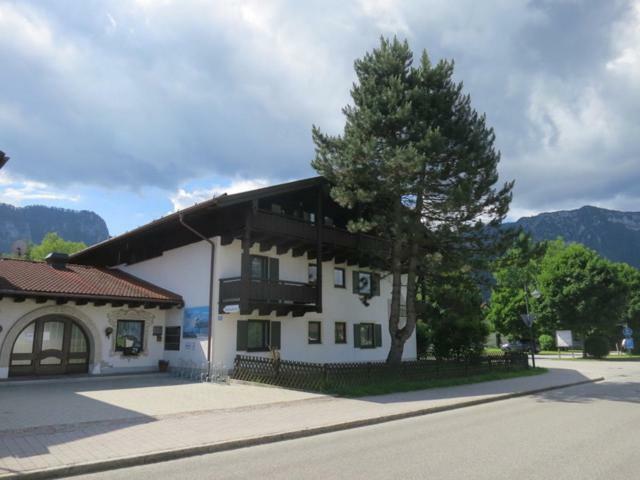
[169,178,271,211]
[0,172,80,205]
[1,0,640,222]
[606,1,640,79]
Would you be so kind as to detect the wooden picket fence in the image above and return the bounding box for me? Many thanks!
[231,352,528,392]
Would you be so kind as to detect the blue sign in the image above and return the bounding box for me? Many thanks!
[182,306,210,339]
[623,326,633,338]
[626,338,635,350]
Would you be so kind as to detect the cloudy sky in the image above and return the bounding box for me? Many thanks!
[1,0,639,235]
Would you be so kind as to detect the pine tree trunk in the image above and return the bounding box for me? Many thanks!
[387,335,405,364]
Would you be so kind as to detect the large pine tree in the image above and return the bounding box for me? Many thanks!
[312,37,513,363]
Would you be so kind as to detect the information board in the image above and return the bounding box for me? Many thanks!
[556,330,573,348]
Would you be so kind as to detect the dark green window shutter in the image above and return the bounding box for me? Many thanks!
[236,320,248,351]
[353,323,361,348]
[372,273,381,296]
[352,271,359,293]
[269,258,279,281]
[270,321,281,349]
[374,324,382,347]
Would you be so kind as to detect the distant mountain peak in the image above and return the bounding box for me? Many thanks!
[0,203,109,253]
[506,206,640,268]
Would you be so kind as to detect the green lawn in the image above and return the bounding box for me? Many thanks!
[484,347,503,354]
[325,367,548,397]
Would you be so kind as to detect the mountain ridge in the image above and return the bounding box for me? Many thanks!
[0,203,109,253]
[505,205,640,268]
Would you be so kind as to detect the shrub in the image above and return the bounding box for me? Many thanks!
[538,334,555,351]
[584,335,609,358]
[416,320,430,356]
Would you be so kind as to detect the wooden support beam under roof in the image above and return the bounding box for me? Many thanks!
[221,233,235,246]
[259,237,277,252]
[292,246,308,258]
[276,239,300,255]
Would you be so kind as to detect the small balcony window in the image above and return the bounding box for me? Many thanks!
[308,264,317,285]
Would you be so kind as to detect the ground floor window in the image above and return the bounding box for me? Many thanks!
[360,323,375,348]
[164,326,181,351]
[335,322,347,344]
[308,321,321,344]
[247,320,270,351]
[354,323,382,349]
[116,320,144,355]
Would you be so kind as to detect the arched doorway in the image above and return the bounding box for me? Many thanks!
[9,315,90,377]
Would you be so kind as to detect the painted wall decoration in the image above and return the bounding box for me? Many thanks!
[182,306,209,339]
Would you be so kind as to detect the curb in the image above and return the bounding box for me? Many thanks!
[2,376,604,480]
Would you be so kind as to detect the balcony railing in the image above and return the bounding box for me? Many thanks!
[219,277,317,306]
[252,210,383,251]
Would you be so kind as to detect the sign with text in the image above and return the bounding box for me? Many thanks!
[556,330,573,348]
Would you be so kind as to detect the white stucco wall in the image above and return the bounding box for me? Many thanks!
[0,298,172,379]
[213,239,417,368]
[120,241,211,366]
[118,236,416,371]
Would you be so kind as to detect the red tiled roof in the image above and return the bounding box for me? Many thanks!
[0,258,183,306]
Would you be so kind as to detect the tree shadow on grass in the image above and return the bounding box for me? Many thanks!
[351,367,591,404]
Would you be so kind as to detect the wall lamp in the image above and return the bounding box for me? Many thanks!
[105,326,113,338]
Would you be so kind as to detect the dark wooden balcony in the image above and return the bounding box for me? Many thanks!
[250,210,384,261]
[219,277,317,317]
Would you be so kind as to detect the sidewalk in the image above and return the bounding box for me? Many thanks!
[0,365,601,479]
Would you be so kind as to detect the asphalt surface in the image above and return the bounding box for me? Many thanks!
[64,360,640,480]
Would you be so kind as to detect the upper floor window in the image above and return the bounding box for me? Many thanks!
[251,255,279,281]
[356,272,371,295]
[334,268,346,288]
[352,271,380,297]
[308,264,317,284]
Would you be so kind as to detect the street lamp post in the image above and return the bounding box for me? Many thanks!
[523,285,541,368]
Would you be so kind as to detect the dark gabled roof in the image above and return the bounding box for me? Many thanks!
[0,258,183,307]
[71,176,327,265]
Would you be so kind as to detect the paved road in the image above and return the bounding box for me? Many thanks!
[70,360,640,480]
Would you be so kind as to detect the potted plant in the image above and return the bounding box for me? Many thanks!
[158,359,169,372]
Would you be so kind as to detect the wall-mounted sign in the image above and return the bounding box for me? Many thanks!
[556,330,573,348]
[182,306,209,339]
